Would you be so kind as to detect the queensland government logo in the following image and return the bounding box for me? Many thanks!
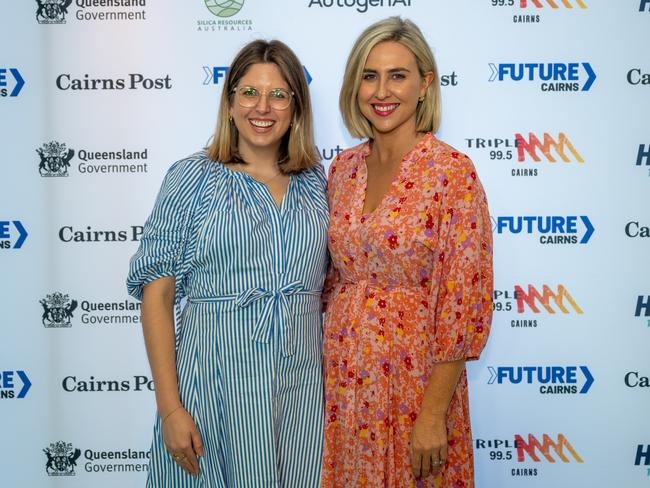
[199,0,252,32]
[475,433,582,477]
[37,141,149,176]
[36,0,146,23]
[36,0,72,24]
[0,220,28,249]
[44,442,150,475]
[0,68,25,98]
[487,365,594,394]
[465,132,583,176]
[0,370,32,399]
[488,62,596,92]
[44,442,81,476]
[40,292,77,327]
[490,0,587,24]
[39,292,141,327]
[492,215,594,244]
[38,141,74,177]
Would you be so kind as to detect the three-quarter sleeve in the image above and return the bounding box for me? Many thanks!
[428,157,493,362]
[126,157,205,301]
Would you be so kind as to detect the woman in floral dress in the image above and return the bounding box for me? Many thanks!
[322,17,493,488]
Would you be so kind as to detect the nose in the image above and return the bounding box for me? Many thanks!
[255,93,271,113]
[376,76,390,100]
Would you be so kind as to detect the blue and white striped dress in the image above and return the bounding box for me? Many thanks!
[127,151,328,487]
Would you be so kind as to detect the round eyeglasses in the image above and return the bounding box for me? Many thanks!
[232,86,294,110]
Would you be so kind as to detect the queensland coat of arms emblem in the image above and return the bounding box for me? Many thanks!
[43,441,81,476]
[37,142,75,177]
[40,293,77,328]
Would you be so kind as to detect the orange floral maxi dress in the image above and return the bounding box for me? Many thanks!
[321,133,493,488]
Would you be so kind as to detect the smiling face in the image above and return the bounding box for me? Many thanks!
[229,62,294,160]
[357,41,432,138]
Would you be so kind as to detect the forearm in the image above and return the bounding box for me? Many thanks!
[418,359,465,418]
[141,277,182,417]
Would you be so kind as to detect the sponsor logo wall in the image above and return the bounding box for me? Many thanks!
[1,1,648,487]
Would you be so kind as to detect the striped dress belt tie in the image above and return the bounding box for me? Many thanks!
[189,280,320,357]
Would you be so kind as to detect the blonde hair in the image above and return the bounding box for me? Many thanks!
[206,40,319,173]
[340,17,441,139]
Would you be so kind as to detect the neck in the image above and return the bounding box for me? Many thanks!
[238,142,282,171]
[370,119,420,165]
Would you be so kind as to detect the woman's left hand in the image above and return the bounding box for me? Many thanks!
[410,411,448,479]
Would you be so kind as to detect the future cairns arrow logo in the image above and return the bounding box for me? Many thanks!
[487,365,594,394]
[488,62,596,91]
[203,66,313,85]
[0,220,28,248]
[0,68,25,97]
[0,370,32,398]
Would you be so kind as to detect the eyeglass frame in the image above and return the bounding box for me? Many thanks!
[231,85,295,110]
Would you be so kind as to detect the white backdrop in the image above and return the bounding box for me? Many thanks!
[2,1,649,487]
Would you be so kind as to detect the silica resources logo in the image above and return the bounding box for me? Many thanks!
[487,365,594,394]
[307,0,412,14]
[475,433,583,478]
[0,68,25,98]
[492,284,582,329]
[198,0,252,32]
[37,141,149,177]
[44,442,150,475]
[0,370,32,399]
[40,293,142,327]
[58,225,143,242]
[635,445,650,477]
[465,132,583,177]
[55,73,171,91]
[642,0,650,11]
[490,0,587,24]
[492,215,594,244]
[488,62,596,92]
[0,220,28,249]
[36,0,147,24]
[205,0,244,16]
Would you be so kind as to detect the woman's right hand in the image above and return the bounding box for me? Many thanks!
[162,407,204,476]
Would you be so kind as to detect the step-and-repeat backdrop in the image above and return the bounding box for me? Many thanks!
[2,1,649,487]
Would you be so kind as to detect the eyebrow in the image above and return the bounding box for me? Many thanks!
[362,67,411,73]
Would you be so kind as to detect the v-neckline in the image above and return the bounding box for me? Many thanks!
[220,162,291,211]
[358,133,431,223]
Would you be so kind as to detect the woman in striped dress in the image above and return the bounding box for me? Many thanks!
[127,40,328,487]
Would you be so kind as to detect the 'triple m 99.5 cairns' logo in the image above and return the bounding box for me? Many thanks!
[475,433,582,478]
[488,62,596,92]
[465,132,583,177]
[487,365,594,394]
[490,0,587,24]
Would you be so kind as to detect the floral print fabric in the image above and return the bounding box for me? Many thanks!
[322,133,493,487]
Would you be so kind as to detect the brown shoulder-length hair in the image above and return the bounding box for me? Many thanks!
[340,17,441,139]
[206,39,319,173]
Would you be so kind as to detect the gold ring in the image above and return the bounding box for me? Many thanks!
[173,453,187,461]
